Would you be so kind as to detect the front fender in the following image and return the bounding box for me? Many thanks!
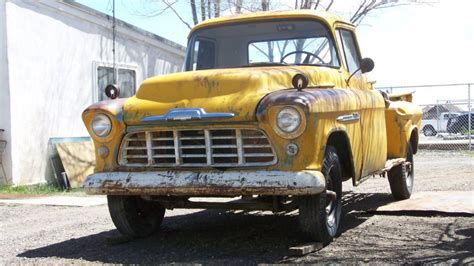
[82,99,127,172]
[255,88,366,173]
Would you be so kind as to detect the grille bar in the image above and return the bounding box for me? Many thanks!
[120,128,277,167]
[204,129,212,166]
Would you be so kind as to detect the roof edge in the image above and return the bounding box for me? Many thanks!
[62,0,186,52]
[190,9,351,36]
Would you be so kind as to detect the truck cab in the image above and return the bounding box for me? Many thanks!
[82,10,422,244]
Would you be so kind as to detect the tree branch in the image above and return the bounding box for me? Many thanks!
[200,0,206,21]
[325,0,334,11]
[214,0,221,17]
[250,43,269,59]
[163,0,193,29]
[314,0,321,9]
[190,0,199,25]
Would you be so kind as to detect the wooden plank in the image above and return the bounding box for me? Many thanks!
[49,137,91,188]
[56,141,95,188]
[288,242,323,256]
[0,141,7,184]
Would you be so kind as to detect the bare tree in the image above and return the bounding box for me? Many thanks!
[134,0,431,30]
[235,0,243,14]
[129,0,432,64]
[190,0,199,25]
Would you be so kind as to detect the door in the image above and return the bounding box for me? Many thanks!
[335,27,387,181]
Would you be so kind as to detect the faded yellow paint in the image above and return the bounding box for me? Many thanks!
[82,99,126,172]
[82,10,421,190]
[125,66,343,124]
[385,100,422,158]
[190,9,350,37]
[388,91,415,102]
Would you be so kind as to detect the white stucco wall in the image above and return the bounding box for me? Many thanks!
[0,0,13,185]
[4,0,185,184]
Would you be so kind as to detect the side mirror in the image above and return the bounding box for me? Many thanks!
[361,58,375,73]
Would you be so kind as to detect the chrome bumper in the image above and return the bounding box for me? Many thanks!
[83,170,326,196]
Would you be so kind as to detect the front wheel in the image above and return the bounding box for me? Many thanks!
[298,146,342,244]
[388,143,414,200]
[107,195,166,237]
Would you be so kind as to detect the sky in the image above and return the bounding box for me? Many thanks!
[76,0,474,105]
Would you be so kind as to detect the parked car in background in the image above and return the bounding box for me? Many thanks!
[447,113,474,134]
[421,112,461,136]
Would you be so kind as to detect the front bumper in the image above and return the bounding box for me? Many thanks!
[83,170,326,196]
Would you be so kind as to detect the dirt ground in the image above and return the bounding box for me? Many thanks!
[0,150,473,264]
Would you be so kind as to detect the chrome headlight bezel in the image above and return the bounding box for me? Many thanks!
[91,114,112,138]
[277,107,301,133]
[272,106,306,139]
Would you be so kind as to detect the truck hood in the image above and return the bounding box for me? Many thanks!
[123,66,339,125]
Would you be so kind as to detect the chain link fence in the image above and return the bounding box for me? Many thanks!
[377,83,473,151]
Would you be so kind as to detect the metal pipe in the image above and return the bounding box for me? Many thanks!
[377,83,471,90]
[468,83,472,151]
[112,0,116,84]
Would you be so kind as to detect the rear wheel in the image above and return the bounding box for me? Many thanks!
[388,143,414,200]
[298,146,342,244]
[107,195,166,237]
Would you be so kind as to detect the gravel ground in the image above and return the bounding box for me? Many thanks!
[0,151,473,264]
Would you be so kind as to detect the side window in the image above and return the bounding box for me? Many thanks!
[191,39,216,70]
[337,29,361,73]
[97,66,136,101]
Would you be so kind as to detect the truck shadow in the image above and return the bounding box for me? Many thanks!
[18,192,393,264]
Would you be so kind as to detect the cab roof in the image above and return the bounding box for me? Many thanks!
[189,9,352,36]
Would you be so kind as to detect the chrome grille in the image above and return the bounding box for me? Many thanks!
[119,128,277,167]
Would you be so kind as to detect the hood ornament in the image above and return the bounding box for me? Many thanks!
[141,108,235,122]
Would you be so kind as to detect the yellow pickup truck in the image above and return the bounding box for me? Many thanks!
[82,10,422,244]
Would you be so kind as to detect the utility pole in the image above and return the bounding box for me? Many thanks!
[112,0,116,84]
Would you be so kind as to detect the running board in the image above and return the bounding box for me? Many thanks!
[356,158,406,185]
[377,158,406,174]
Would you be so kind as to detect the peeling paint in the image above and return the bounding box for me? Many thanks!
[84,170,326,196]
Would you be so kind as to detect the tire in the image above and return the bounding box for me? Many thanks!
[298,146,342,245]
[388,143,414,200]
[423,125,436,136]
[107,195,166,237]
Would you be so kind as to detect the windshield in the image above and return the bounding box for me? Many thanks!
[185,19,339,71]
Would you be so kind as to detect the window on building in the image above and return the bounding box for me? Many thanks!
[97,66,136,101]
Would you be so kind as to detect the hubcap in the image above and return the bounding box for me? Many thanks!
[325,166,338,229]
[405,160,414,191]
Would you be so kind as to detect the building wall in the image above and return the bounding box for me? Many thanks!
[0,0,13,185]
[5,0,185,184]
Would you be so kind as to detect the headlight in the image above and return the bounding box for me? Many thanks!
[277,107,301,133]
[91,114,112,137]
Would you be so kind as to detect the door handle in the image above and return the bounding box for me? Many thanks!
[337,112,360,123]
